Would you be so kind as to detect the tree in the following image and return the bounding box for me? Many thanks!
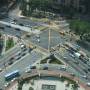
[70,20,90,41]
[0,0,8,7]
[29,87,34,90]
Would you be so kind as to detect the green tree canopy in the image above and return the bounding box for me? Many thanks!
[70,20,90,41]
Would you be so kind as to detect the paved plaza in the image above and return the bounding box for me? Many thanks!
[7,79,85,90]
[31,79,85,90]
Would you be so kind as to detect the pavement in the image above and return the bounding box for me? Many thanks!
[0,49,47,89]
[25,29,65,50]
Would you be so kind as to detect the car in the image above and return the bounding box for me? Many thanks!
[16,35,21,38]
[86,82,90,87]
[25,68,31,73]
[36,35,40,38]
[28,48,33,52]
[73,61,79,64]
[10,21,15,24]
[37,39,40,43]
[0,26,4,29]
[9,57,14,61]
[88,68,90,71]
[0,68,2,72]
[4,82,10,87]
[19,23,24,26]
[81,75,87,79]
[16,52,21,56]
[69,73,75,76]
[8,61,13,65]
[6,25,11,28]
[43,67,48,70]
[15,28,20,31]
[20,44,26,49]
[11,78,17,82]
[15,56,21,60]
[21,53,26,56]
[26,24,30,27]
[82,59,87,64]
[30,66,36,69]
[13,19,17,22]
[22,48,27,52]
[83,69,88,73]
[63,57,67,60]
[60,66,66,71]
[69,53,75,58]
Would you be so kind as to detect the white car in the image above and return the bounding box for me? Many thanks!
[25,67,31,73]
[11,78,17,82]
[86,82,90,86]
[10,21,15,24]
[69,53,75,58]
[0,68,2,72]
[81,75,87,79]
[36,35,40,38]
[37,39,40,43]
[20,44,25,49]
[4,83,10,87]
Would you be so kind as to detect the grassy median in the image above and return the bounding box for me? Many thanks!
[6,38,14,51]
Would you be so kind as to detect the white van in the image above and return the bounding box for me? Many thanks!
[86,82,90,86]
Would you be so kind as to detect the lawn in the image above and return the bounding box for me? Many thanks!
[33,26,48,31]
[40,57,63,65]
[49,59,63,65]
[30,17,49,22]
[40,59,48,64]
[6,38,14,51]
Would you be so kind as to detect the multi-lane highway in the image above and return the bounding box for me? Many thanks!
[0,48,47,89]
[0,44,21,68]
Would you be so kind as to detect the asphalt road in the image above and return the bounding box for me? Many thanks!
[0,44,21,68]
[0,49,45,89]
[0,23,25,38]
[26,29,65,50]
[54,50,90,82]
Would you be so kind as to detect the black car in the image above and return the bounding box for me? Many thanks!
[22,48,27,52]
[43,67,48,70]
[0,26,4,29]
[9,57,14,61]
[15,56,21,60]
[88,68,90,72]
[8,61,13,65]
[15,28,20,31]
[19,23,24,26]
[21,53,26,56]
[30,66,36,69]
[6,25,11,28]
[83,69,88,73]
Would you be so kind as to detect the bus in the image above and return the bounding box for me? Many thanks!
[5,70,20,81]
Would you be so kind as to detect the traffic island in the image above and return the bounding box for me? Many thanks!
[5,37,14,51]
